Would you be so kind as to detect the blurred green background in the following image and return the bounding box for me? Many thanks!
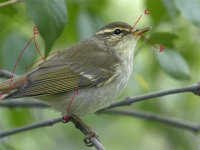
[0,0,200,149]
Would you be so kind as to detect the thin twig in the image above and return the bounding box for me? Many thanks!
[0,0,20,8]
[0,101,48,108]
[90,137,105,150]
[106,82,200,110]
[0,116,105,150]
[70,115,105,150]
[0,69,17,78]
[1,100,200,134]
[102,109,200,133]
[0,117,63,138]
[1,108,200,144]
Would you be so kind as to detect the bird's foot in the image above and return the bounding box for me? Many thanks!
[83,130,99,147]
[70,114,100,147]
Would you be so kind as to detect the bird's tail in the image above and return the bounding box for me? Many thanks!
[0,75,27,97]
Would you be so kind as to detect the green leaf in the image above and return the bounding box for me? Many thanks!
[145,0,169,24]
[0,32,36,75]
[24,0,67,56]
[162,0,177,19]
[174,0,200,26]
[0,0,17,17]
[148,32,178,48]
[76,9,103,40]
[76,9,95,40]
[156,49,190,80]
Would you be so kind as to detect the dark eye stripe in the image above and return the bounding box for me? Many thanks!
[96,28,130,35]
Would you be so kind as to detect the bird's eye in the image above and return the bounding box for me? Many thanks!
[113,28,122,35]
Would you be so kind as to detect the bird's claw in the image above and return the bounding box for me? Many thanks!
[83,131,99,147]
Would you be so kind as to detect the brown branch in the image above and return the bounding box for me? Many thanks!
[0,0,20,8]
[102,109,200,133]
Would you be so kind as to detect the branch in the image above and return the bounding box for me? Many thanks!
[0,116,105,150]
[0,101,48,108]
[102,109,200,133]
[106,82,200,110]
[0,117,63,138]
[0,69,17,78]
[2,100,200,134]
[1,108,200,146]
[1,100,200,134]
[70,115,105,150]
[0,0,20,8]
[89,138,105,150]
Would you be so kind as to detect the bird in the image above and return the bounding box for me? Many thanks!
[0,22,150,117]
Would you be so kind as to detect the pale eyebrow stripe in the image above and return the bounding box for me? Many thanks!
[95,28,130,35]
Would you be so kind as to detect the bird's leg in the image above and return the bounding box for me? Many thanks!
[70,114,99,147]
[83,131,98,147]
[62,114,71,123]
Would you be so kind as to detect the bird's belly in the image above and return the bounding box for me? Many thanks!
[41,72,130,116]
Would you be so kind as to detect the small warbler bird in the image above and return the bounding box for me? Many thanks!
[0,22,150,116]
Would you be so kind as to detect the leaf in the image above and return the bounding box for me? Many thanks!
[148,32,178,48]
[156,49,190,80]
[145,0,169,24]
[0,32,36,75]
[76,9,95,40]
[174,0,200,26]
[162,0,177,19]
[24,0,67,56]
[0,0,17,17]
[76,9,103,40]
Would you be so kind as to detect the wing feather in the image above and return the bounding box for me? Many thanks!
[5,39,120,99]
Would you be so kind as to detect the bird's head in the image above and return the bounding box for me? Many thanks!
[94,22,150,48]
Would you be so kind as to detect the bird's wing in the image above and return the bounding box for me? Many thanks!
[5,40,120,99]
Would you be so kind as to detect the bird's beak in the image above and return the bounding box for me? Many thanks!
[131,27,152,36]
